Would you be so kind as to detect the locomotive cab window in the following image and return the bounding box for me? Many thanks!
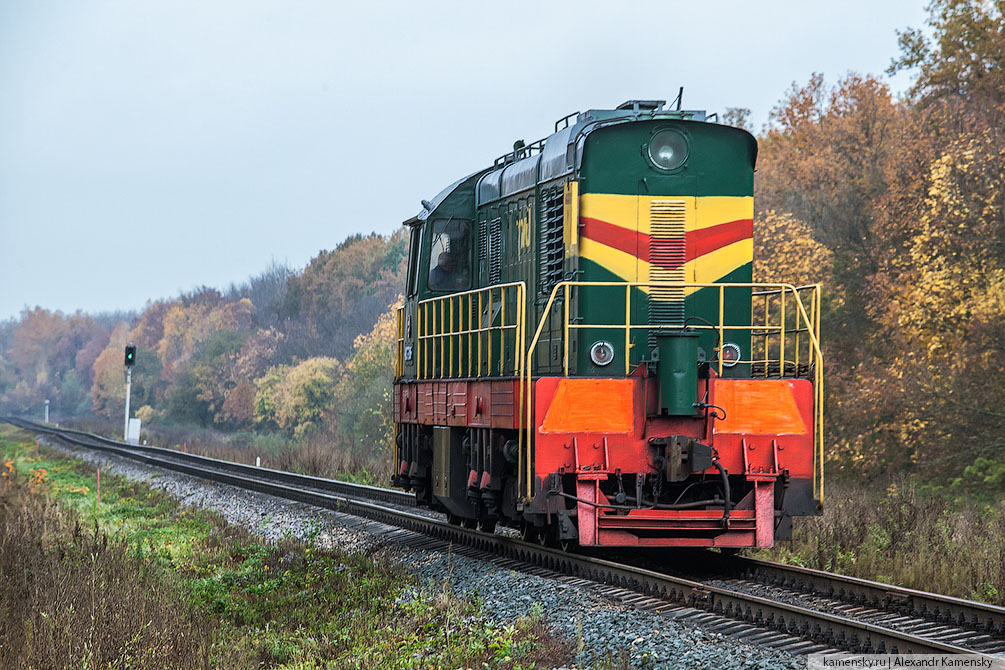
[427,218,471,291]
[406,225,422,296]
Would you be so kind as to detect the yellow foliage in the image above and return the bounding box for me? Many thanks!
[333,306,400,455]
[753,211,836,295]
[135,405,156,424]
[89,322,134,416]
[254,356,342,437]
[157,298,254,377]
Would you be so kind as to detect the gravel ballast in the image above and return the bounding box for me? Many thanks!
[44,437,802,670]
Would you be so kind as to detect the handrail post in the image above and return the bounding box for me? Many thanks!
[500,291,506,376]
[563,283,570,375]
[780,288,786,376]
[467,294,473,377]
[522,281,565,503]
[795,293,801,374]
[522,283,530,502]
[484,291,488,377]
[718,285,725,377]
[478,292,483,376]
[625,284,631,376]
[763,293,769,378]
[519,284,525,376]
[418,304,425,380]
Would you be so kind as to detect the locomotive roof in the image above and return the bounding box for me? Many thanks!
[405,100,738,225]
[402,169,489,227]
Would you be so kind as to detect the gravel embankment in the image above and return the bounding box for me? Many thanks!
[45,438,802,670]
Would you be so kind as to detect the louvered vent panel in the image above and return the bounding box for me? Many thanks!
[649,200,687,344]
[538,188,565,298]
[478,215,488,263]
[488,217,502,284]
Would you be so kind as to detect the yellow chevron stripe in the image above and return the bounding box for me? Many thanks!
[580,236,639,282]
[694,196,754,231]
[580,193,645,232]
[581,237,752,296]
[693,238,753,285]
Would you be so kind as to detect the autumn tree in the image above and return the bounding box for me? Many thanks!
[89,323,132,418]
[723,107,753,132]
[218,328,284,427]
[883,130,1005,468]
[333,307,398,456]
[279,232,406,361]
[227,261,292,327]
[163,330,245,427]
[157,296,254,380]
[6,308,71,391]
[254,357,343,437]
[758,73,904,288]
[0,308,111,417]
[889,0,1005,119]
[753,211,834,288]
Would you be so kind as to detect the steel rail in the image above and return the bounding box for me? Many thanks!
[721,555,1005,647]
[2,417,413,507]
[3,417,997,657]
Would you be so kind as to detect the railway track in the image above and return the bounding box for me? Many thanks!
[5,416,1003,658]
[707,556,1005,655]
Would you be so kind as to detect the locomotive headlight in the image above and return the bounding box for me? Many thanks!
[720,342,742,367]
[590,340,615,366]
[647,129,688,171]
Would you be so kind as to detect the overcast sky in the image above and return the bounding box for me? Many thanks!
[0,1,929,320]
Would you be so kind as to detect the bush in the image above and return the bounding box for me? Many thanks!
[0,470,213,668]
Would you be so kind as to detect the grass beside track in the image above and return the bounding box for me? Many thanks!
[0,425,572,669]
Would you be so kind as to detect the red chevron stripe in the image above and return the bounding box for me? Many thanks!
[580,217,752,270]
[580,217,641,259]
[690,218,753,260]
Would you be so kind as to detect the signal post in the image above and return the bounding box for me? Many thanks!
[124,343,135,440]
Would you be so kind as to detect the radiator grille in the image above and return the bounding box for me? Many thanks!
[539,187,564,297]
[649,200,687,343]
[479,217,502,284]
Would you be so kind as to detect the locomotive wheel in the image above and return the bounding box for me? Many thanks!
[518,521,539,543]
[478,519,497,534]
[535,524,573,551]
[463,517,478,529]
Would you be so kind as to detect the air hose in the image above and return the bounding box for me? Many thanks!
[712,458,731,528]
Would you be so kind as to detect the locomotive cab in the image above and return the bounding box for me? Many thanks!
[393,100,823,549]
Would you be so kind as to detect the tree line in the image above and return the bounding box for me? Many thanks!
[0,232,405,457]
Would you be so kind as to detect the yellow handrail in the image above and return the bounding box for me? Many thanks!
[414,282,529,504]
[415,282,526,380]
[395,306,405,379]
[521,281,824,503]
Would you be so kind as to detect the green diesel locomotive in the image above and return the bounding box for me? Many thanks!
[392,100,823,548]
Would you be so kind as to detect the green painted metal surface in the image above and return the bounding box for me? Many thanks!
[579,120,756,197]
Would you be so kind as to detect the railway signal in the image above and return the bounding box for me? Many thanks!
[123,342,135,440]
